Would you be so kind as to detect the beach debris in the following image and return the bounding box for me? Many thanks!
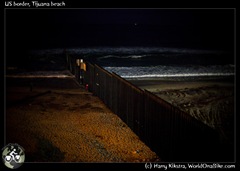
[132,149,141,154]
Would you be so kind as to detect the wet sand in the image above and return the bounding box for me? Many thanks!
[5,74,160,162]
[130,78,235,146]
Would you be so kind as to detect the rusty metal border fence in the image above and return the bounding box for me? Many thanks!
[66,55,226,162]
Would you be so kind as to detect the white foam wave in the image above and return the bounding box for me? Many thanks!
[126,55,146,59]
[97,54,147,61]
[104,65,235,79]
[122,73,234,79]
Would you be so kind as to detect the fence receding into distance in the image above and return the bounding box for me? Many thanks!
[66,54,231,162]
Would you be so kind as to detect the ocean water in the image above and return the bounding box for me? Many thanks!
[21,47,235,80]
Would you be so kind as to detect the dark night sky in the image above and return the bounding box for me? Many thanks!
[6,9,234,52]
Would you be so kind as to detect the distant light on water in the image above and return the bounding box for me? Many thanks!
[5,71,74,78]
[6,75,74,78]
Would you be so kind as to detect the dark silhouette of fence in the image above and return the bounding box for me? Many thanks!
[66,54,232,162]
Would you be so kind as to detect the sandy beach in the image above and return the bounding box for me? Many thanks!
[129,78,235,147]
[5,74,160,162]
[5,66,235,162]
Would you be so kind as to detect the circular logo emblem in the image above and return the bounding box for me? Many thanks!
[2,143,25,169]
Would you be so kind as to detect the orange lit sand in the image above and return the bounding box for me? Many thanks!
[6,77,160,162]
